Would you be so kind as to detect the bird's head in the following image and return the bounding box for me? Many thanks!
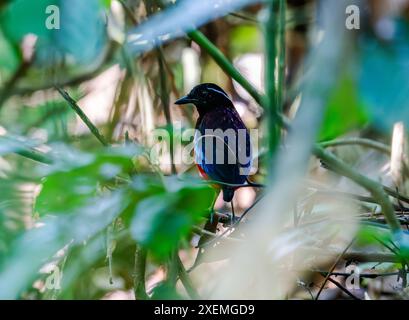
[175,83,232,114]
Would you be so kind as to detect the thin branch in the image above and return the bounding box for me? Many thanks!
[0,136,53,164]
[56,87,109,146]
[314,270,399,278]
[14,146,52,164]
[228,12,259,23]
[198,195,263,249]
[315,240,354,300]
[277,0,287,114]
[319,273,361,300]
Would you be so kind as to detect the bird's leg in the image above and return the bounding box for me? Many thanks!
[230,201,235,225]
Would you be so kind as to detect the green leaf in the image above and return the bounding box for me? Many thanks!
[319,74,368,141]
[35,147,137,216]
[130,180,215,258]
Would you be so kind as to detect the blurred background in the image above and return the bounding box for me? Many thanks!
[1,0,409,300]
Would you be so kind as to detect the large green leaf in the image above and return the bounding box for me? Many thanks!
[35,146,138,216]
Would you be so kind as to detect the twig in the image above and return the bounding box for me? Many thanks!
[314,270,399,278]
[277,0,287,114]
[56,87,109,146]
[319,273,361,300]
[228,12,259,23]
[198,195,263,249]
[0,136,53,164]
[315,240,354,300]
[14,147,52,164]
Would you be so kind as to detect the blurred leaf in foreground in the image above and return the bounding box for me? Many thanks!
[0,190,128,299]
[0,0,107,65]
[319,74,368,141]
[131,178,215,258]
[35,146,138,216]
[358,18,409,131]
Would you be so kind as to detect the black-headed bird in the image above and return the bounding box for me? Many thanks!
[175,83,252,218]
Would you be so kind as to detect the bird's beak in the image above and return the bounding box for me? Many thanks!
[174,95,196,105]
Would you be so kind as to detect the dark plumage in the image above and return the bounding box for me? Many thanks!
[175,83,252,202]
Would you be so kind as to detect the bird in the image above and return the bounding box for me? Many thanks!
[175,83,253,219]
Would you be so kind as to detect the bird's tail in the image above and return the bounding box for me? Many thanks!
[222,187,235,202]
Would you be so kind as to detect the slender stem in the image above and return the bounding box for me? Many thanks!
[313,145,402,234]
[133,245,148,299]
[264,0,281,162]
[0,136,53,164]
[277,0,286,113]
[56,87,109,146]
[314,270,399,278]
[15,147,52,164]
[319,273,361,300]
[315,240,354,300]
